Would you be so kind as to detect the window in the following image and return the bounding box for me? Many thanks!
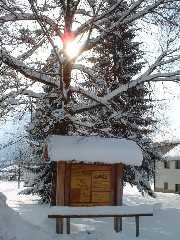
[175,161,180,169]
[164,161,170,169]
[164,182,168,189]
[175,184,180,193]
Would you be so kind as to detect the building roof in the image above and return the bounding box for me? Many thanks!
[47,135,143,166]
[163,144,180,161]
[153,124,180,157]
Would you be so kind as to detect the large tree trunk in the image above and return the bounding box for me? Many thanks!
[64,63,72,90]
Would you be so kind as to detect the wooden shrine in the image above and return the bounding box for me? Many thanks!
[46,135,143,234]
[56,161,123,207]
[46,135,143,208]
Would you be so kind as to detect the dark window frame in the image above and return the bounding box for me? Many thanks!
[164,182,168,189]
[164,161,170,169]
[175,161,180,169]
[175,184,180,193]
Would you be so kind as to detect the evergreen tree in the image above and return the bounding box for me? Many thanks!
[79,0,158,196]
[21,153,54,203]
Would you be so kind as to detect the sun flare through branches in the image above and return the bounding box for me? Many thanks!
[66,41,79,57]
[62,31,79,57]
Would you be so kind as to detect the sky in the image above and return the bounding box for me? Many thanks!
[150,81,180,140]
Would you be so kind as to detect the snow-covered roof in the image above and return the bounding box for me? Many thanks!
[153,124,180,157]
[163,144,180,161]
[47,135,142,166]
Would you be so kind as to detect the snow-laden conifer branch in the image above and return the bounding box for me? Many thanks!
[0,137,23,151]
[96,45,180,102]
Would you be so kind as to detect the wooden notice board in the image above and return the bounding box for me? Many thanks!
[70,164,111,206]
[56,161,123,207]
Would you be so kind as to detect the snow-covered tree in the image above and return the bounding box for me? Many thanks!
[20,151,55,203]
[0,0,180,201]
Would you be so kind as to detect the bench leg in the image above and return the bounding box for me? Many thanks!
[114,217,122,233]
[66,217,70,234]
[56,218,63,234]
[135,216,139,237]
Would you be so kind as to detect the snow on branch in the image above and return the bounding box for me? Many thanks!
[99,47,180,102]
[0,50,60,88]
[0,13,63,38]
[76,0,124,33]
[76,1,179,55]
[22,90,46,99]
[0,79,36,105]
[102,68,180,103]
[73,64,106,85]
[120,0,167,26]
[70,85,112,110]
[71,43,180,114]
[138,47,180,79]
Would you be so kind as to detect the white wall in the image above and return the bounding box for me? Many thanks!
[155,160,180,193]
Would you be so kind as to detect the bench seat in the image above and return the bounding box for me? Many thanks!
[48,205,153,237]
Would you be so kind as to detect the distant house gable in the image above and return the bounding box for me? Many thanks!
[163,144,180,161]
[155,144,180,193]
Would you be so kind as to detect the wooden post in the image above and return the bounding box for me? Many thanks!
[114,217,122,232]
[114,163,123,233]
[56,218,62,234]
[135,216,139,237]
[116,163,123,206]
[110,164,115,206]
[65,163,71,206]
[56,161,66,234]
[67,218,70,234]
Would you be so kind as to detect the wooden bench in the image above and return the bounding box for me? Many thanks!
[48,205,153,237]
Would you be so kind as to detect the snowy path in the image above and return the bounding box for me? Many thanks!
[0,180,180,240]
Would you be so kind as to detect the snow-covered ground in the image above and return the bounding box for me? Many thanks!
[0,180,180,240]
